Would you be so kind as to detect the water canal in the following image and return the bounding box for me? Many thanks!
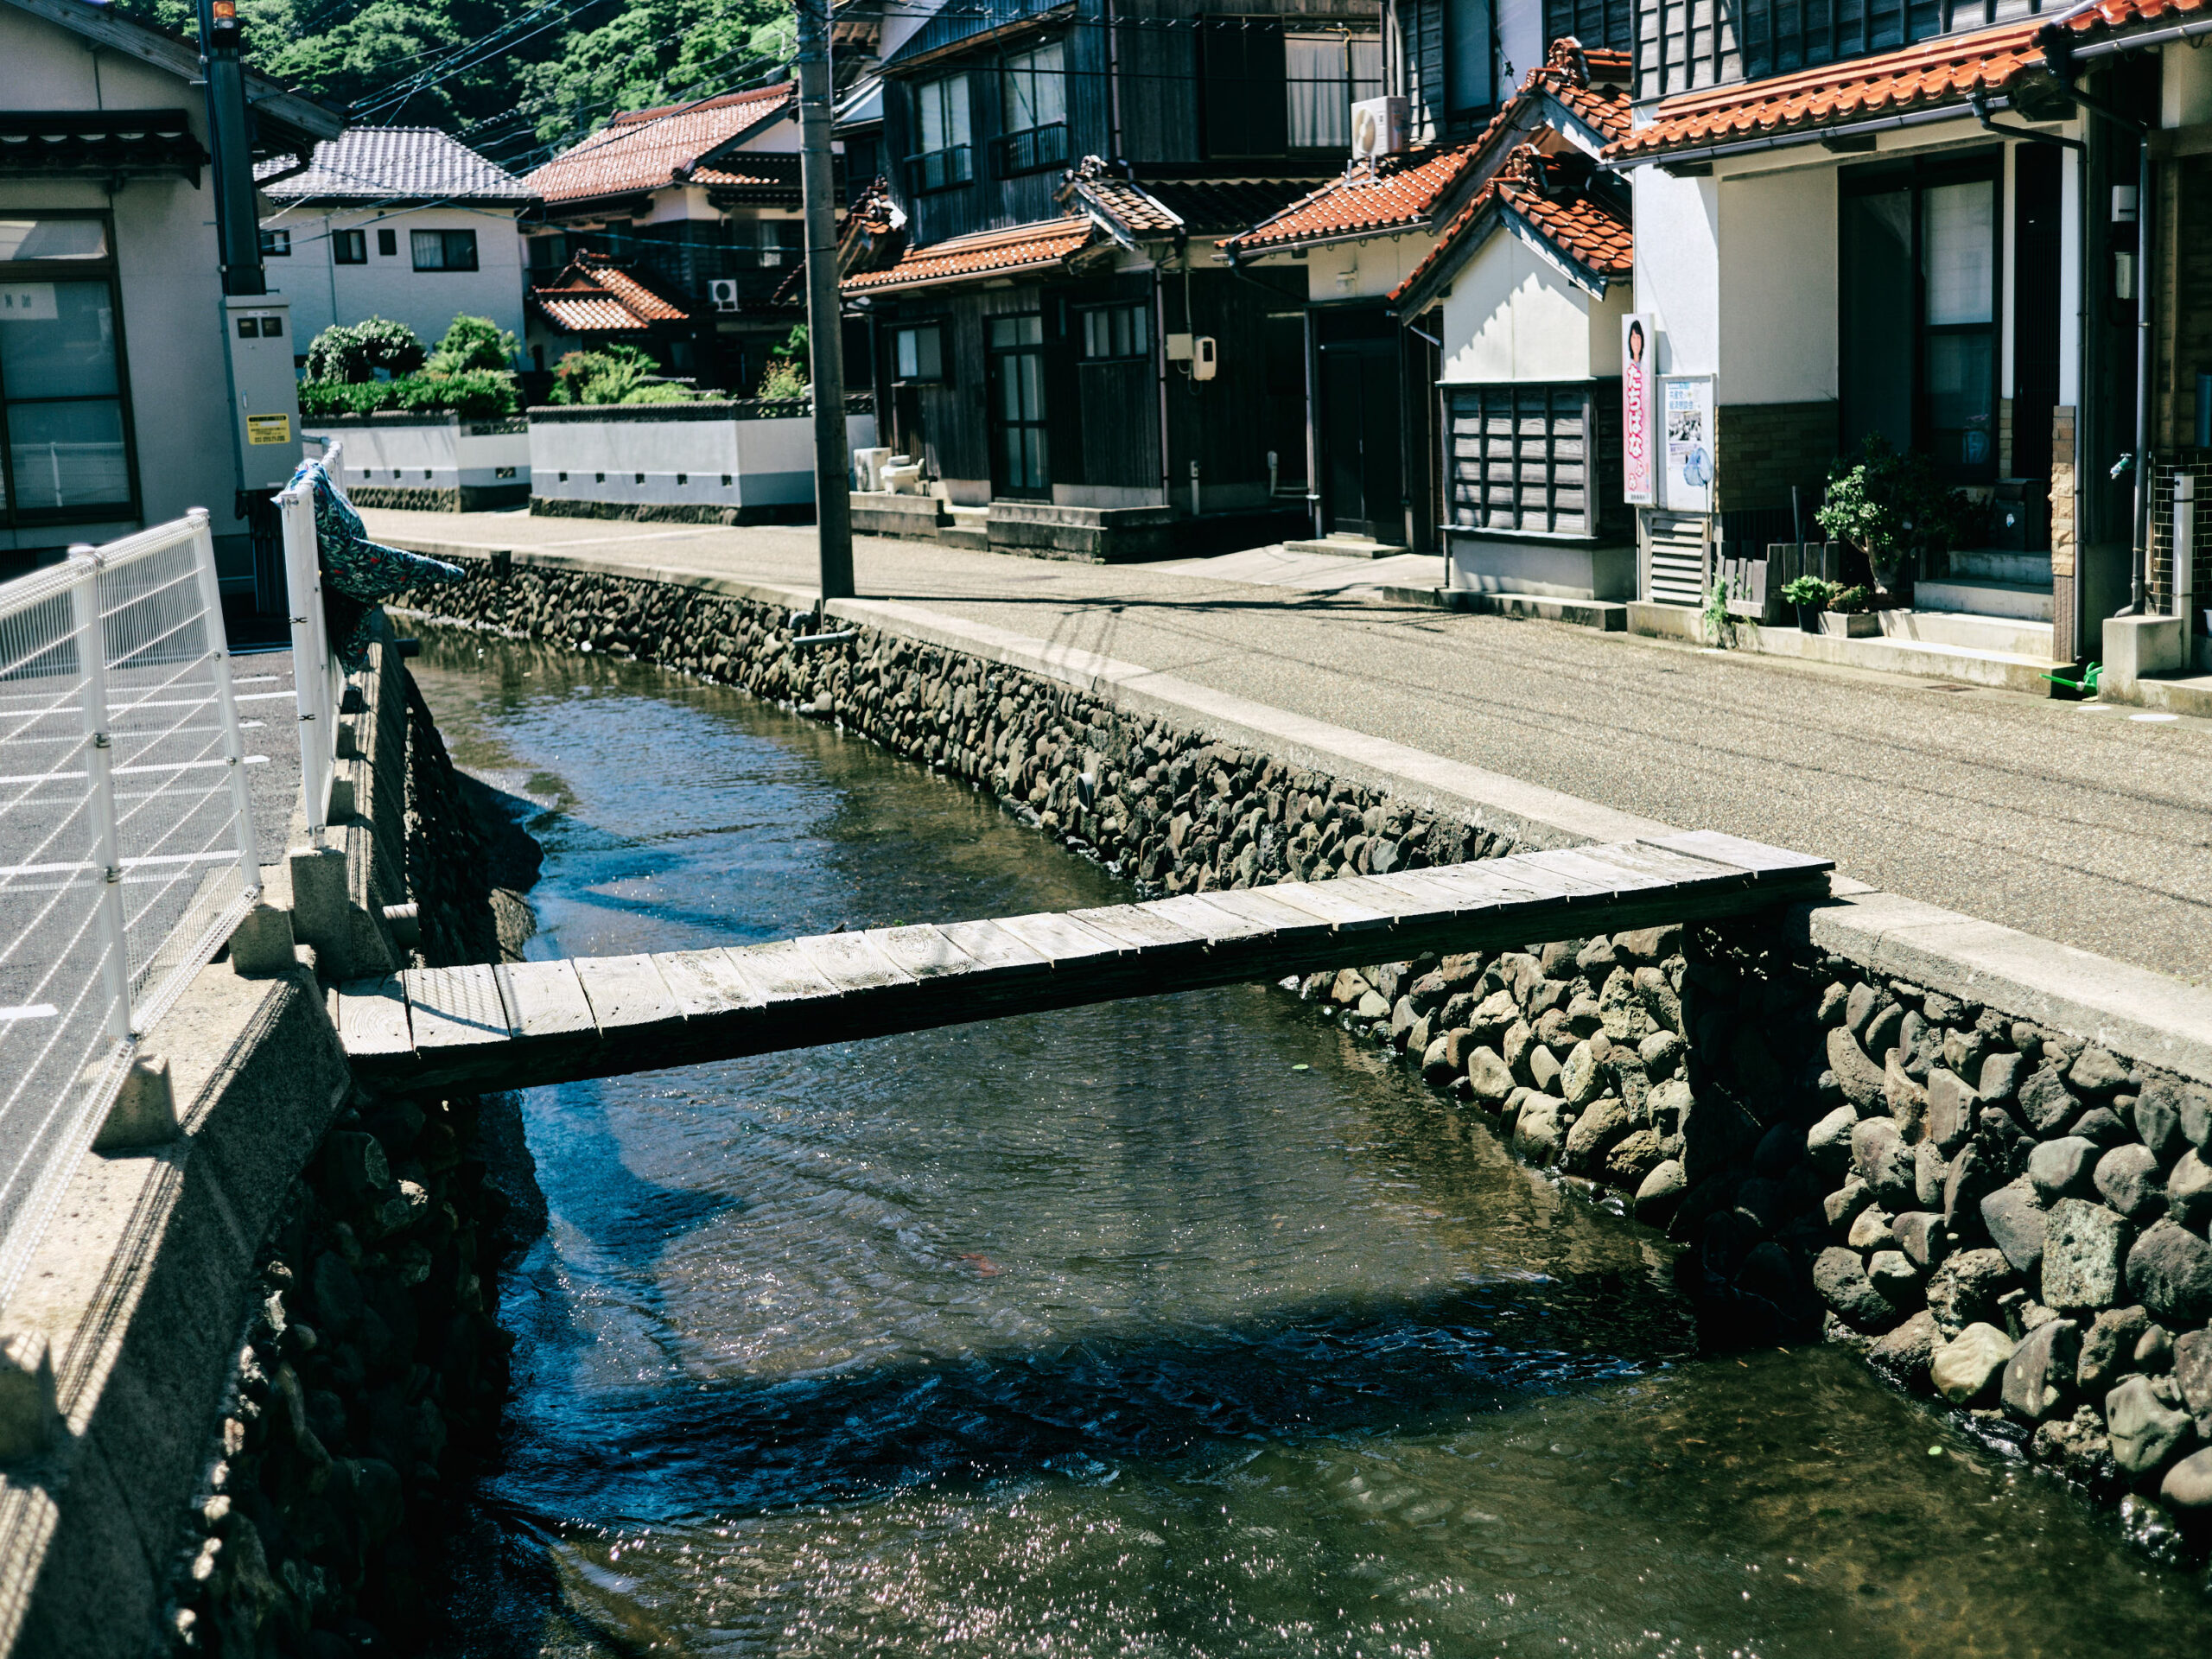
[409,632,2212,1658]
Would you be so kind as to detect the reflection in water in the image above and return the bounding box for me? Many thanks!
[412,634,2212,1658]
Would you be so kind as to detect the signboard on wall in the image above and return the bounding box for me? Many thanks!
[1622,315,1656,505]
[1659,374,1714,515]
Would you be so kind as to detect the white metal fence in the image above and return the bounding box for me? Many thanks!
[283,443,344,842]
[0,512,262,1304]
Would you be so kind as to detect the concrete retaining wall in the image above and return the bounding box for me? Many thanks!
[390,549,2212,1555]
[0,626,524,1658]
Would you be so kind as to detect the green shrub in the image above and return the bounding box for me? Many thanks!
[1815,434,1980,588]
[303,317,426,385]
[425,315,520,376]
[756,323,809,398]
[1779,575,1838,607]
[1828,584,1872,614]
[393,368,518,418]
[549,345,695,406]
[297,370,517,420]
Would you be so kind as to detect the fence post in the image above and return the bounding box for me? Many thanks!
[67,547,131,1042]
[281,473,330,842]
[187,508,261,893]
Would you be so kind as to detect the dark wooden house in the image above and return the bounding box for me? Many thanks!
[839,0,1382,559]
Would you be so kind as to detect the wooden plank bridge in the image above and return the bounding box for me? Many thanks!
[335,832,1833,1095]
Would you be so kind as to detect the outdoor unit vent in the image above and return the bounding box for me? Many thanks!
[1350,97,1409,163]
[709,278,740,312]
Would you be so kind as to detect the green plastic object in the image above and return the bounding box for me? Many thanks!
[2041,660,2102,696]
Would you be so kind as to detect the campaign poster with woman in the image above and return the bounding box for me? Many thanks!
[1622,315,1655,505]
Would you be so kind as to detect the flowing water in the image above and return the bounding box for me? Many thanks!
[410,632,2212,1659]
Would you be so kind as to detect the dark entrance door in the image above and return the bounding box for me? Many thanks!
[1319,337,1401,539]
[988,314,1049,498]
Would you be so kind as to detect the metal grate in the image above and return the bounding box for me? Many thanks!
[0,512,261,1306]
[1646,512,1709,606]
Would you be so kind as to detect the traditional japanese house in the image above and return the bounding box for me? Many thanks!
[1220,38,1633,572]
[521,85,806,397]
[838,0,1376,560]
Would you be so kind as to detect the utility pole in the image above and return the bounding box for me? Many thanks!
[797,0,855,602]
[197,0,265,297]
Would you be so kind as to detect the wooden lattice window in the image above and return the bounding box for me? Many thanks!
[1446,384,1596,535]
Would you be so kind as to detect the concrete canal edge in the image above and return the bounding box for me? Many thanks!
[6,545,2212,1659]
[0,625,529,1658]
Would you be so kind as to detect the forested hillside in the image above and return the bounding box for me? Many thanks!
[118,0,792,170]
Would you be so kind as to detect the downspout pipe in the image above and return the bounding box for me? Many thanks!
[2043,26,2153,614]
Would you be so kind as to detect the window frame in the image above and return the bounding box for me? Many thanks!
[258,227,290,257]
[909,73,976,194]
[1284,29,1384,152]
[892,322,948,384]
[993,40,1070,177]
[332,227,368,265]
[1839,150,2003,485]
[376,227,397,257]
[0,209,139,530]
[410,227,480,272]
[1444,0,1497,121]
[1077,302,1149,362]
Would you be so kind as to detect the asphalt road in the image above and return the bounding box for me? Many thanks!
[365,508,2212,986]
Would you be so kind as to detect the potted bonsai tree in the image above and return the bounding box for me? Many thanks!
[1814,435,1969,597]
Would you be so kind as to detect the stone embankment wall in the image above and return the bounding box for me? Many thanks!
[154,657,531,1656]
[391,557,2212,1554]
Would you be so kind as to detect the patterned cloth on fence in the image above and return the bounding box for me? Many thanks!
[290,456,467,668]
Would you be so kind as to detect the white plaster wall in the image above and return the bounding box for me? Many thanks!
[1630,166,1719,378]
[1713,162,1836,403]
[264,204,527,355]
[308,420,530,491]
[2165,39,2212,126]
[0,12,253,563]
[1437,228,1594,383]
[530,411,873,509]
[1297,237,1427,302]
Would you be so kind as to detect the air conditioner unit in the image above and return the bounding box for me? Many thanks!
[709,278,740,312]
[1350,96,1410,163]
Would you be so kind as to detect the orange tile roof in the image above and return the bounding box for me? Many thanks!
[531,257,690,333]
[525,85,793,207]
[1223,143,1484,253]
[1608,18,2045,159]
[841,217,1096,294]
[1390,147,1631,306]
[1510,183,1634,276]
[2060,0,2209,38]
[1220,39,1630,257]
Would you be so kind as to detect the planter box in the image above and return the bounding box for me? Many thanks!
[1819,611,1880,637]
[305,412,530,511]
[528,397,875,524]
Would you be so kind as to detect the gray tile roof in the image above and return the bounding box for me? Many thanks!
[258,127,532,203]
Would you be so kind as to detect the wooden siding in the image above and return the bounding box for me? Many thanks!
[1545,0,1634,50]
[1636,0,2061,99]
[1403,0,1447,144]
[1161,266,1310,505]
[1445,379,1625,539]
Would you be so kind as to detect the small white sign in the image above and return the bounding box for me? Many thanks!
[1660,374,1714,515]
[0,283,57,321]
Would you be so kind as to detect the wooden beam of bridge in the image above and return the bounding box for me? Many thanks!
[336,832,1833,1096]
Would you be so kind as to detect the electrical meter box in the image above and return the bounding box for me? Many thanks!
[223,294,302,493]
